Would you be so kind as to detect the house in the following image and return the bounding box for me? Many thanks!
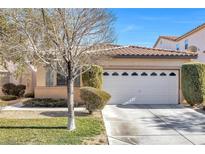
[0,63,36,96]
[35,45,197,105]
[153,23,205,62]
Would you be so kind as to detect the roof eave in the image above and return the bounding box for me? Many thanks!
[112,55,198,59]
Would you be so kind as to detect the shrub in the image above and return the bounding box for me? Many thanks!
[82,65,103,89]
[0,95,18,101]
[80,87,111,114]
[22,98,82,107]
[24,92,34,98]
[15,84,26,97]
[181,62,205,106]
[2,83,16,95]
[2,83,26,97]
[23,98,67,107]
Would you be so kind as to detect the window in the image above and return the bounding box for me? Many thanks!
[160,40,162,45]
[169,72,176,76]
[150,72,157,76]
[56,73,80,87]
[185,40,189,50]
[160,72,166,76]
[112,72,119,76]
[122,72,129,76]
[141,72,148,76]
[131,72,138,76]
[57,73,66,86]
[46,67,54,86]
[176,44,179,50]
[103,72,109,76]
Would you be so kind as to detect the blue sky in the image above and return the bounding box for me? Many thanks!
[110,8,205,47]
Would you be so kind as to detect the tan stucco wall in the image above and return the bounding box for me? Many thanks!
[36,65,46,87]
[35,58,192,104]
[35,86,82,103]
[98,58,191,69]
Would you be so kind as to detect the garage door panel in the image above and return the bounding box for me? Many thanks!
[103,70,179,105]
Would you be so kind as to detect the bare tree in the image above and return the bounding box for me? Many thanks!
[0,8,115,130]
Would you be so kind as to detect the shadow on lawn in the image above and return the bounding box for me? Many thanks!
[40,111,89,117]
[0,126,66,129]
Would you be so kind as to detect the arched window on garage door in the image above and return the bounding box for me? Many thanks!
[160,72,167,76]
[131,72,138,76]
[122,72,129,76]
[141,72,148,76]
[169,72,176,76]
[112,72,119,76]
[103,72,109,76]
[150,72,157,76]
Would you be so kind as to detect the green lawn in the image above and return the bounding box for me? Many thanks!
[0,117,104,145]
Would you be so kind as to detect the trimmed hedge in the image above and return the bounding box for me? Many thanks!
[0,95,18,101]
[2,83,26,97]
[15,84,26,97]
[23,98,67,107]
[181,62,205,106]
[22,98,83,107]
[2,83,16,96]
[80,87,111,114]
[82,65,103,89]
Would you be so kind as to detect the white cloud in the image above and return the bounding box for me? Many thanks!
[122,24,142,32]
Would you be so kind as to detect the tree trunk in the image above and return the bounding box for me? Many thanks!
[67,78,76,131]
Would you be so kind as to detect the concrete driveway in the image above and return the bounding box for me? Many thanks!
[102,104,205,145]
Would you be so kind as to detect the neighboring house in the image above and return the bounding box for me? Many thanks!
[153,23,205,62]
[0,64,36,96]
[35,45,197,105]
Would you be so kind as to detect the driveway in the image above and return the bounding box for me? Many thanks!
[102,104,205,145]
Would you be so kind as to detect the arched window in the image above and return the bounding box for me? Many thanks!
[160,72,166,76]
[131,72,138,76]
[169,72,176,76]
[141,72,148,76]
[103,72,109,76]
[112,72,119,76]
[150,72,157,76]
[122,72,129,76]
[46,67,54,86]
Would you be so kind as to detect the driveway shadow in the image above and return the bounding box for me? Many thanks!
[40,111,89,117]
[115,104,205,133]
[116,104,184,109]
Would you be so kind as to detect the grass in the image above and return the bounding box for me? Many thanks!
[0,117,105,145]
[0,102,7,107]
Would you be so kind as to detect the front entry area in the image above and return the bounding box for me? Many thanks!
[103,69,179,105]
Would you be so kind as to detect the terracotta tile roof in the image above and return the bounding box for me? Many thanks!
[154,23,205,47]
[100,45,197,59]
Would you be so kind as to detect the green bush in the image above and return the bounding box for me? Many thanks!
[181,62,205,106]
[24,92,34,98]
[0,95,18,101]
[2,83,26,97]
[82,65,103,89]
[15,84,26,97]
[80,87,111,114]
[23,98,67,107]
[2,83,16,95]
[22,98,83,107]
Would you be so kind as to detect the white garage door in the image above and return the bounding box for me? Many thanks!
[103,70,179,105]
